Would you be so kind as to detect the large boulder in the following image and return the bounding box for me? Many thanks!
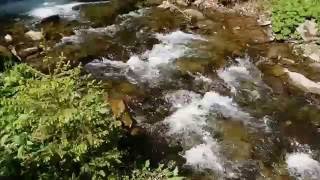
[284,68,320,95]
[40,15,61,25]
[297,43,320,62]
[296,20,319,42]
[309,62,320,72]
[18,46,41,59]
[25,30,43,41]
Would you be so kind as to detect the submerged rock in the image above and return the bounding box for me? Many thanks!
[285,68,320,95]
[270,64,286,77]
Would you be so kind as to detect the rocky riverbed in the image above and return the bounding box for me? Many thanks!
[1,0,320,179]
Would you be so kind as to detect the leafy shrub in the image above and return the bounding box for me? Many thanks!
[123,160,183,180]
[0,62,183,179]
[0,62,122,179]
[272,0,320,40]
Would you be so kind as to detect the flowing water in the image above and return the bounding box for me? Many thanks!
[2,0,320,179]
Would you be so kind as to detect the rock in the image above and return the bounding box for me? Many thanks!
[280,58,295,65]
[121,112,133,128]
[284,68,320,95]
[267,44,293,59]
[233,26,241,30]
[175,0,189,6]
[270,65,286,77]
[40,15,60,25]
[257,15,271,26]
[19,47,41,58]
[183,9,205,20]
[4,34,13,43]
[158,0,174,9]
[130,127,143,136]
[110,99,126,118]
[25,30,43,41]
[8,45,21,61]
[110,98,133,127]
[196,19,216,28]
[309,62,320,72]
[193,0,217,9]
[220,121,251,161]
[145,0,164,6]
[258,20,271,26]
[176,58,206,74]
[298,43,320,62]
[296,20,319,42]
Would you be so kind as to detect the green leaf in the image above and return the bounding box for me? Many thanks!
[145,160,150,168]
[17,146,25,159]
[97,170,106,177]
[173,167,179,176]
[0,135,10,146]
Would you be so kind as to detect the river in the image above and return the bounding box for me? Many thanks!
[1,0,320,179]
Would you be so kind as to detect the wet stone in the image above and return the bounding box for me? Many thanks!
[25,30,43,41]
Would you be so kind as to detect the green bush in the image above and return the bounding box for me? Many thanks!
[123,160,183,180]
[0,63,122,179]
[0,62,182,179]
[272,0,320,40]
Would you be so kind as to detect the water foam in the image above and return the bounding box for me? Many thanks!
[28,1,108,19]
[163,90,250,173]
[85,30,204,86]
[217,57,264,94]
[165,90,201,109]
[286,152,320,179]
[184,141,223,172]
[164,91,250,136]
